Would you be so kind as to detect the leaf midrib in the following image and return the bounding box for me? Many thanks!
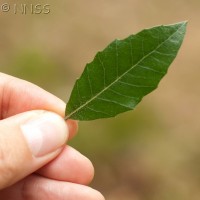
[65,24,184,119]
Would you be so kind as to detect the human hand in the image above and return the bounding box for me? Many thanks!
[0,73,104,200]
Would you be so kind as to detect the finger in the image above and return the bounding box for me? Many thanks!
[37,146,94,185]
[66,119,78,140]
[0,73,78,139]
[0,110,69,189]
[0,174,105,200]
[0,73,65,118]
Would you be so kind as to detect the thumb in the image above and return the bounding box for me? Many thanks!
[0,110,68,189]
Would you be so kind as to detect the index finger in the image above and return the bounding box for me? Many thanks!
[0,73,78,139]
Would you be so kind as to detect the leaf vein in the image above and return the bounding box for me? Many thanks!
[129,38,134,65]
[108,88,137,99]
[86,106,110,116]
[86,67,93,96]
[126,72,148,80]
[98,54,106,88]
[115,40,119,78]
[138,65,164,74]
[76,81,82,104]
[118,80,154,88]
[97,97,133,109]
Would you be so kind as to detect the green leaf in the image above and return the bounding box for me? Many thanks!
[65,21,187,121]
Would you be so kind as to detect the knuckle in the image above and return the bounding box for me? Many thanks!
[0,144,17,189]
[0,126,30,189]
[21,176,38,200]
[0,136,19,189]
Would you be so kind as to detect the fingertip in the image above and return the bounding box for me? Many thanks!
[95,191,105,200]
[21,111,69,157]
[81,155,95,185]
[37,146,94,185]
[66,119,79,139]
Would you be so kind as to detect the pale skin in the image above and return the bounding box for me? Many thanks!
[0,73,105,200]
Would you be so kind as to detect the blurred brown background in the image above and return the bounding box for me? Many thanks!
[0,0,200,199]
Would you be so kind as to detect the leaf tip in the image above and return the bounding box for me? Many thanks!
[180,20,188,27]
[171,20,188,28]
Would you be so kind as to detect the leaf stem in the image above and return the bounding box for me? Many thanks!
[64,116,69,121]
